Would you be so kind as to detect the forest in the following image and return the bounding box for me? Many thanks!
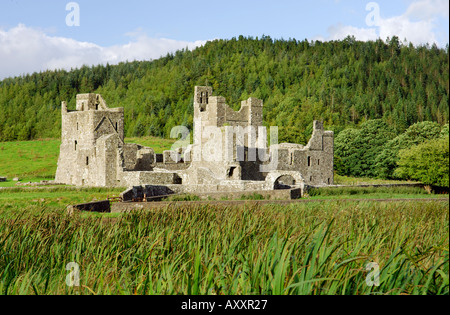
[0,36,448,184]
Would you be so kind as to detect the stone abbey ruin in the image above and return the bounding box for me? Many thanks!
[55,87,334,197]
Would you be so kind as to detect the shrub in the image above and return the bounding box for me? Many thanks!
[395,137,449,187]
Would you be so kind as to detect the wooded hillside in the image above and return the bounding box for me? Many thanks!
[0,36,448,143]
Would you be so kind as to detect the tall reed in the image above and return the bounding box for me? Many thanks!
[0,201,448,295]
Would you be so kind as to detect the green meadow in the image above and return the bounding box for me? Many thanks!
[0,140,60,184]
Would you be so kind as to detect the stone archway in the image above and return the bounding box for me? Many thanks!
[265,171,305,190]
[274,175,297,190]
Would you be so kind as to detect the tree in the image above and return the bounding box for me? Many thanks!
[441,124,449,137]
[394,136,449,187]
[375,121,442,179]
[334,120,395,178]
[334,128,360,176]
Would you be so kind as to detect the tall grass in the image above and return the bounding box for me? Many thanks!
[0,201,448,295]
[307,186,431,197]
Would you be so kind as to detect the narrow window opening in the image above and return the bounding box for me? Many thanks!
[228,167,236,178]
[75,141,78,151]
[307,156,311,167]
[86,157,89,166]
[318,159,320,166]
[199,92,208,112]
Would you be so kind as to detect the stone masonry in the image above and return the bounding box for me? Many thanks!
[55,88,334,195]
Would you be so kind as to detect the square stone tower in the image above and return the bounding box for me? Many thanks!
[55,94,124,186]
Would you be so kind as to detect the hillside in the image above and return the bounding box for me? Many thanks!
[0,36,448,144]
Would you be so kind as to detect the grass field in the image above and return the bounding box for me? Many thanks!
[0,184,448,295]
[0,140,61,184]
[0,200,448,295]
[0,187,125,218]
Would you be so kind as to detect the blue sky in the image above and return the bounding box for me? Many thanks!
[0,0,448,79]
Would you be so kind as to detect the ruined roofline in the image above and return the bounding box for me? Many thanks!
[61,93,124,114]
[62,107,124,114]
[194,86,263,110]
[194,86,263,128]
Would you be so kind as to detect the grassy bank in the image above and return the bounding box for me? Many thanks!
[333,174,421,186]
[0,201,448,295]
[306,185,447,199]
[0,187,124,218]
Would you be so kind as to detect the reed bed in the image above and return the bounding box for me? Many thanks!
[307,186,430,197]
[0,201,448,295]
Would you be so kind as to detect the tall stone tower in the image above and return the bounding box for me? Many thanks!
[55,94,124,186]
[183,87,267,184]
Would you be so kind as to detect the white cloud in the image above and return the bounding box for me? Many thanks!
[326,24,378,42]
[405,0,449,21]
[318,0,448,47]
[0,24,207,79]
[378,14,438,45]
